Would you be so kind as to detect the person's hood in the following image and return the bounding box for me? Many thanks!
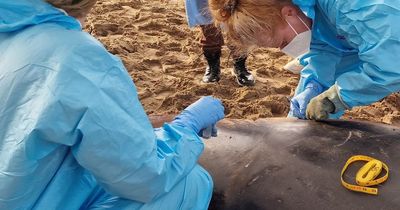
[0,0,81,33]
[292,0,316,19]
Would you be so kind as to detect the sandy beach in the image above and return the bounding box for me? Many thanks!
[85,0,400,125]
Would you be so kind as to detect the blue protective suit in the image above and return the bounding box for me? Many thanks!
[0,1,212,209]
[293,0,400,116]
[184,0,213,27]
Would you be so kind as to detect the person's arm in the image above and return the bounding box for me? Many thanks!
[305,2,400,120]
[45,42,223,203]
[333,5,400,108]
[297,37,343,92]
[289,37,343,118]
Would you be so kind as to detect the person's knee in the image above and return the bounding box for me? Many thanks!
[179,165,213,210]
[191,165,213,192]
[200,24,224,50]
[136,165,214,210]
[86,165,214,210]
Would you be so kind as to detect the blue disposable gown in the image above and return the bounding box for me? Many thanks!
[184,0,213,27]
[293,0,400,117]
[0,1,212,209]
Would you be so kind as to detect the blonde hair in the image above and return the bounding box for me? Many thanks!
[46,0,97,18]
[209,0,291,49]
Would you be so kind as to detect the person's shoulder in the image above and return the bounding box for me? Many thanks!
[21,23,121,70]
[335,0,400,19]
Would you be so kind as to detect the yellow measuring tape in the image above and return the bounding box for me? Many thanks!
[341,155,389,195]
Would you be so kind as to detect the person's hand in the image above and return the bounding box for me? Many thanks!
[198,124,218,139]
[306,85,348,120]
[172,96,224,137]
[288,80,323,119]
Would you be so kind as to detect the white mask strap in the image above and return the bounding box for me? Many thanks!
[298,16,310,30]
[284,15,310,35]
[284,18,298,35]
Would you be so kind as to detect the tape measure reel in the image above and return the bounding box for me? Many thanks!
[341,155,389,195]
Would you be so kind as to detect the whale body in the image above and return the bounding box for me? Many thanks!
[199,119,400,210]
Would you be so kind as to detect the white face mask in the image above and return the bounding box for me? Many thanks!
[281,16,311,58]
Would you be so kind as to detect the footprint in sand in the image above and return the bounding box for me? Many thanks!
[163,26,188,39]
[141,58,163,72]
[164,42,183,52]
[273,84,292,95]
[166,17,184,25]
[138,21,166,31]
[270,102,289,115]
[120,1,142,10]
[161,55,183,65]
[150,7,167,13]
[92,23,121,36]
[256,68,273,77]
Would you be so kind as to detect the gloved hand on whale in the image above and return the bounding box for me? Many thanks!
[172,96,225,138]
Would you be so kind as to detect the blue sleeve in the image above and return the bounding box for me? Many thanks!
[297,37,343,93]
[51,40,204,203]
[333,1,400,107]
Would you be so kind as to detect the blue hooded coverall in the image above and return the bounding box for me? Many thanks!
[293,0,400,114]
[0,1,212,209]
[185,0,213,27]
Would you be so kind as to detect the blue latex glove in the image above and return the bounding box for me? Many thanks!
[199,124,218,139]
[288,80,323,119]
[172,96,224,137]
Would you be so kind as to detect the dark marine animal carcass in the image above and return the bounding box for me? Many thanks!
[200,119,400,210]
